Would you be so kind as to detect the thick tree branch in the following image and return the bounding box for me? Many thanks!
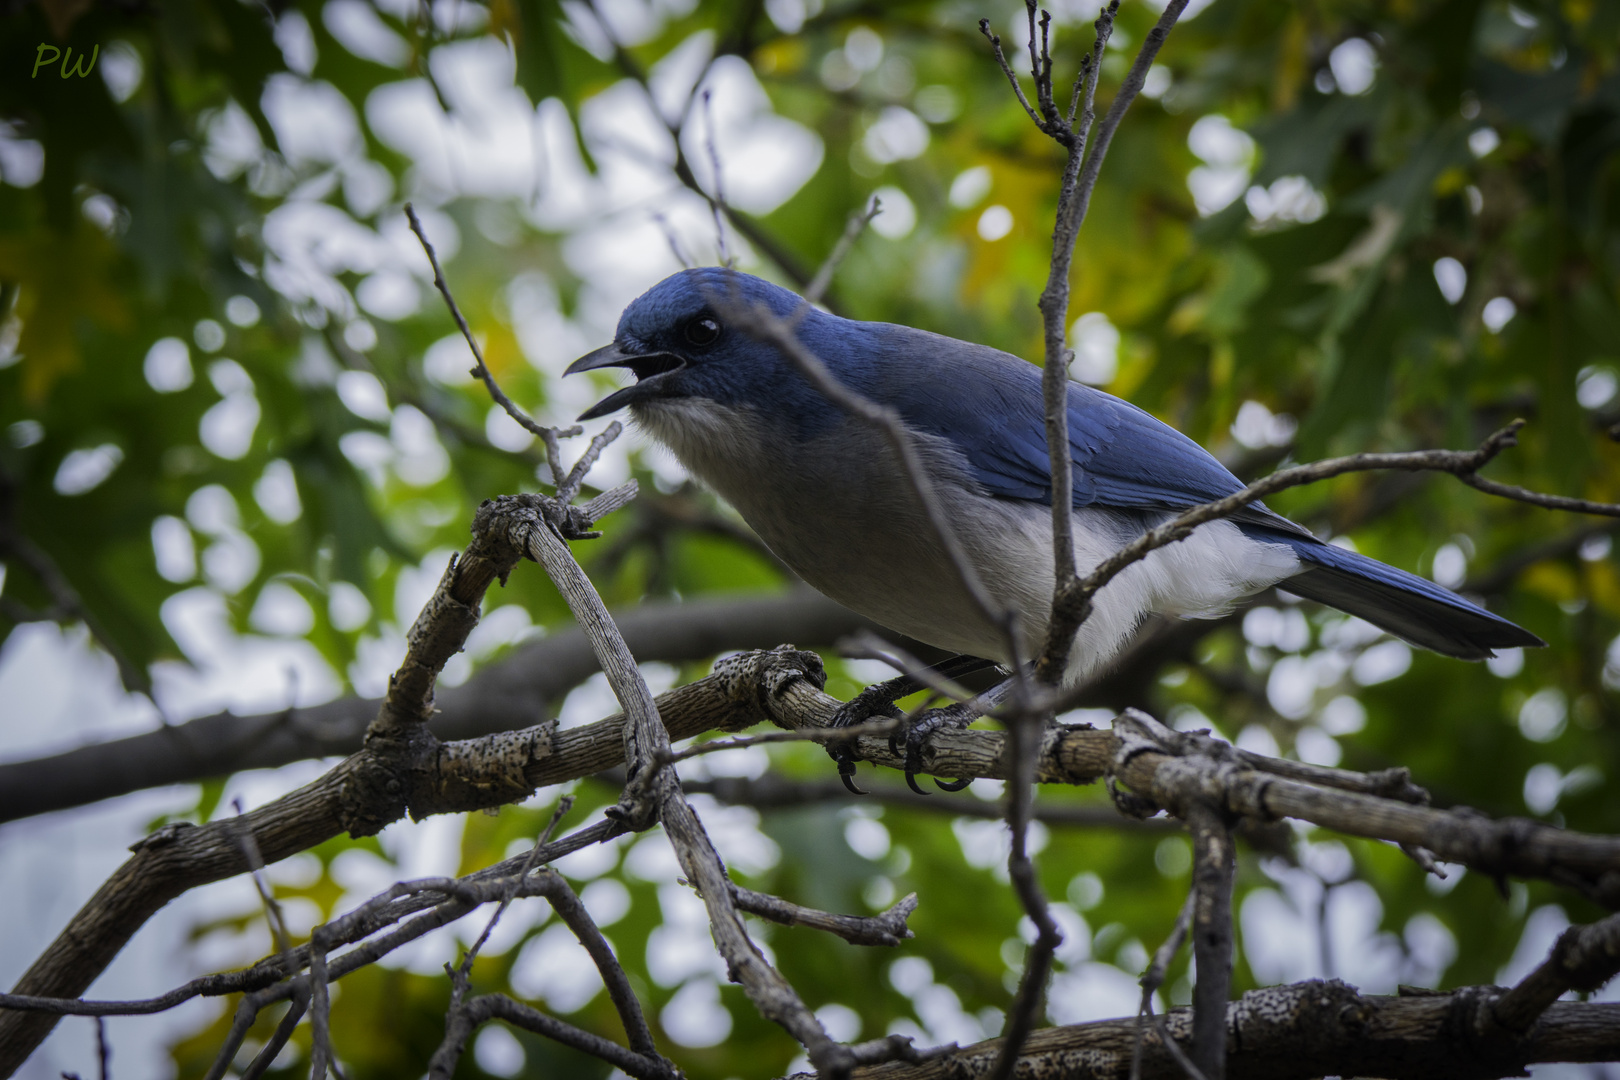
[7,646,1620,1070]
[0,590,879,824]
[785,985,1620,1080]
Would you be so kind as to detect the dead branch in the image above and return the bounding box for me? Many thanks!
[1185,803,1234,1080]
[1490,910,1620,1033]
[514,496,882,1077]
[783,983,1620,1080]
[728,886,917,948]
[0,590,877,825]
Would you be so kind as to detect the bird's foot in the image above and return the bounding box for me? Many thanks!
[826,654,997,795]
[825,681,910,795]
[888,702,978,795]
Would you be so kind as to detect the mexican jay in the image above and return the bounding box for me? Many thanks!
[567,268,1541,689]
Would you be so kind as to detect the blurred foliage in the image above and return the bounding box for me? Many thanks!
[3,0,1620,1075]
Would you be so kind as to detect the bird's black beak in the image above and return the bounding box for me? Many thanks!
[564,342,685,420]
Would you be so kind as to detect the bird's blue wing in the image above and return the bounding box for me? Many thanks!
[876,335,1291,524]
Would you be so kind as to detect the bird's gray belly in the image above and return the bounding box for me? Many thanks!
[634,400,1013,659]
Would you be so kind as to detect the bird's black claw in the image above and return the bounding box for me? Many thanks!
[829,742,867,795]
[894,704,977,796]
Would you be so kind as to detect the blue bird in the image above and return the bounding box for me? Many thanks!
[567,268,1541,783]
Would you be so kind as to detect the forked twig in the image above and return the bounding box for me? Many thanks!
[405,203,580,486]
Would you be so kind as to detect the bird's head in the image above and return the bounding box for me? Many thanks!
[565,268,818,421]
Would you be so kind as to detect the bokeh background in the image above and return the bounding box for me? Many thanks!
[2,0,1619,1076]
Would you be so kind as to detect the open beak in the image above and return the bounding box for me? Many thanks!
[564,342,685,420]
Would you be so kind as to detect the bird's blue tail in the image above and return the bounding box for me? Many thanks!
[1241,527,1544,660]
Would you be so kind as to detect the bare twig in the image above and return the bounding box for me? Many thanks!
[728,885,917,948]
[457,795,574,975]
[838,631,987,707]
[543,871,661,1057]
[653,211,697,270]
[988,689,1064,1080]
[430,993,674,1080]
[977,9,1132,1076]
[405,203,576,456]
[805,196,882,306]
[1492,911,1620,1033]
[1460,472,1620,517]
[238,988,308,1080]
[1131,890,1198,1080]
[582,2,826,303]
[1040,421,1536,689]
[229,799,295,969]
[699,88,733,267]
[977,19,1042,128]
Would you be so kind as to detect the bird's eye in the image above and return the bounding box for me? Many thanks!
[683,316,721,348]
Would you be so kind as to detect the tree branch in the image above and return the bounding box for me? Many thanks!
[782,986,1620,1080]
[1185,802,1234,1080]
[0,590,879,824]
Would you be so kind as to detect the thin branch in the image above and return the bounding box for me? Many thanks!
[699,88,733,268]
[805,196,882,306]
[976,12,1127,1074]
[405,202,576,455]
[1492,911,1620,1033]
[229,799,295,978]
[94,1016,108,1080]
[542,870,661,1057]
[431,994,674,1080]
[838,631,988,707]
[457,795,574,975]
[653,211,697,270]
[239,988,308,1080]
[988,712,1061,1080]
[1039,421,1537,686]
[1032,3,1116,685]
[1132,889,1197,1080]
[517,502,857,1074]
[1460,472,1620,517]
[727,885,917,948]
[977,19,1042,128]
[716,295,1024,680]
[583,1,826,303]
